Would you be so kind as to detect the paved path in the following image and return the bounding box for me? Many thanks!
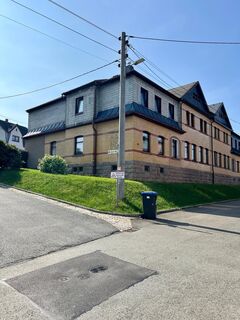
[0,186,117,268]
[0,189,240,320]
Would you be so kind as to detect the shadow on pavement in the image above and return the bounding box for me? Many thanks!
[183,202,240,218]
[155,217,240,236]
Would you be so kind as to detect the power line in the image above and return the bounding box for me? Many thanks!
[48,0,118,40]
[0,14,109,62]
[0,60,118,99]
[9,0,118,53]
[129,45,181,87]
[129,45,240,127]
[129,46,184,96]
[130,35,240,45]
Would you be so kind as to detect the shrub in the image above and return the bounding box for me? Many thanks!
[0,141,21,169]
[38,155,68,174]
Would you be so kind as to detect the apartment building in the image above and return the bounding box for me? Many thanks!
[24,66,240,184]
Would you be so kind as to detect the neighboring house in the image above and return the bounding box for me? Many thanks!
[0,119,28,150]
[24,66,240,184]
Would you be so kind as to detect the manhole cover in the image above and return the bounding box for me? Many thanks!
[7,251,156,320]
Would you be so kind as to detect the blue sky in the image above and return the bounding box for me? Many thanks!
[0,0,240,131]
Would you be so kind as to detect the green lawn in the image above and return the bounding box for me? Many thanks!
[0,168,240,215]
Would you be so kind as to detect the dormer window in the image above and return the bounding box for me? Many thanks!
[155,96,162,114]
[75,97,84,114]
[140,88,148,108]
[169,103,175,120]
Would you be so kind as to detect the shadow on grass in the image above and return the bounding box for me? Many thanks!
[142,181,240,214]
[0,169,22,188]
[123,198,142,213]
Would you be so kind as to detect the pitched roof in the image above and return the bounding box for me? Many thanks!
[95,103,184,133]
[208,103,222,114]
[0,119,28,136]
[208,102,232,130]
[26,96,65,113]
[168,82,198,98]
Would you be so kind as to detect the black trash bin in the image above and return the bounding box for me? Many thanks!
[141,191,158,220]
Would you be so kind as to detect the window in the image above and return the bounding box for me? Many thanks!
[186,111,195,128]
[171,138,179,159]
[186,111,190,126]
[235,139,238,149]
[191,113,195,128]
[158,136,164,155]
[50,141,56,155]
[191,144,196,161]
[12,135,20,142]
[214,151,218,167]
[237,161,240,173]
[205,149,209,165]
[200,119,207,134]
[111,165,117,171]
[169,103,175,120]
[160,167,164,173]
[214,127,220,140]
[223,155,227,169]
[200,119,203,132]
[199,146,203,163]
[223,132,228,144]
[184,141,190,160]
[238,141,240,150]
[155,96,162,114]
[232,159,235,172]
[143,131,150,152]
[219,153,222,168]
[204,121,207,134]
[141,87,148,108]
[75,136,84,155]
[227,156,230,170]
[75,97,84,114]
[144,165,150,172]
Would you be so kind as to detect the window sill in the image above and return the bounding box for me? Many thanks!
[75,112,84,116]
[74,153,84,157]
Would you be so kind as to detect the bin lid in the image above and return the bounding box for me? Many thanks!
[141,191,158,196]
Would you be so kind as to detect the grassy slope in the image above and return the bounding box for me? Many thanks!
[1,169,240,215]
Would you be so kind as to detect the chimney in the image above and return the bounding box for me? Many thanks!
[5,119,8,123]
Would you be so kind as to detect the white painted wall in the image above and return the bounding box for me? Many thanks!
[8,126,25,150]
[0,126,6,143]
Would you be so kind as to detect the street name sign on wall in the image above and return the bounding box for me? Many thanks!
[111,171,125,179]
[108,150,118,155]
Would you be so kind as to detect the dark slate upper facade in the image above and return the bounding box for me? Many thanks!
[208,102,232,130]
[169,81,211,117]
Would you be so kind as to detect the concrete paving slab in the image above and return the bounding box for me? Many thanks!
[0,282,51,320]
[7,251,156,320]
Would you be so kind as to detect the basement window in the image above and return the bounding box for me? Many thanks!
[144,165,150,172]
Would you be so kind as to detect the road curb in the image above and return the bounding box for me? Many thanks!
[0,183,141,218]
[1,182,239,218]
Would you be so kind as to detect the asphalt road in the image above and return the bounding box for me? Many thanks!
[0,188,240,320]
[0,186,117,268]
